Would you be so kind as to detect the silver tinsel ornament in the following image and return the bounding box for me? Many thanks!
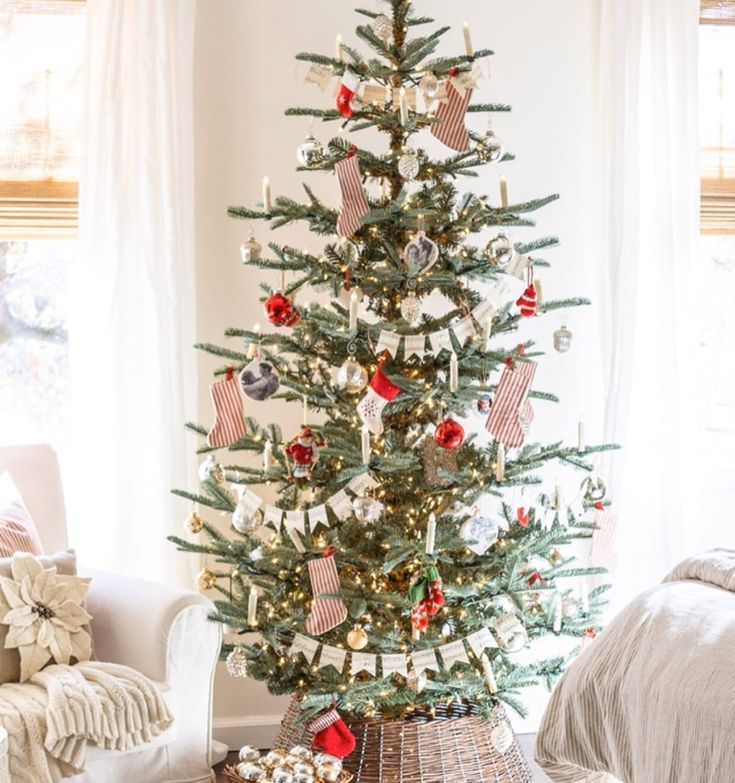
[398,147,420,181]
[419,71,439,99]
[226,645,249,678]
[352,495,383,524]
[400,291,422,325]
[296,134,324,168]
[371,13,393,44]
[232,504,260,534]
[484,233,514,265]
[553,324,573,353]
[335,356,368,393]
[198,454,224,484]
[477,130,504,163]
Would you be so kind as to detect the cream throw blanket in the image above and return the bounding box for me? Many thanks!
[535,549,735,783]
[0,660,173,782]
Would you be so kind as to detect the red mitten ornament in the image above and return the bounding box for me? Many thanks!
[426,577,445,616]
[336,69,360,118]
[310,708,356,759]
[410,566,443,630]
[516,267,537,317]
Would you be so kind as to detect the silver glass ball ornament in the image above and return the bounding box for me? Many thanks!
[581,474,606,502]
[315,762,341,783]
[477,130,504,163]
[294,775,314,783]
[289,747,313,763]
[371,13,393,44]
[495,613,528,653]
[400,291,422,325]
[239,745,262,764]
[336,356,368,394]
[553,324,573,353]
[198,454,224,484]
[263,750,288,768]
[291,761,314,776]
[419,71,439,100]
[297,134,325,168]
[272,768,294,783]
[484,233,514,265]
[313,755,341,772]
[232,504,260,534]
[352,495,383,524]
[225,645,249,678]
[237,763,266,782]
[398,147,420,181]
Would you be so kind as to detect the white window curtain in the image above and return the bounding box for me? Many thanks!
[68,0,198,586]
[599,0,702,605]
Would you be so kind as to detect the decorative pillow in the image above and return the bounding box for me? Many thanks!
[0,472,44,557]
[0,550,92,682]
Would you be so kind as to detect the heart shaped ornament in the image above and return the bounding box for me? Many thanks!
[460,515,500,555]
[404,230,439,275]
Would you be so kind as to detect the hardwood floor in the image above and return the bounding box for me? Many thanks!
[214,737,551,782]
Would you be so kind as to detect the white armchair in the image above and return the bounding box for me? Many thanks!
[0,445,221,783]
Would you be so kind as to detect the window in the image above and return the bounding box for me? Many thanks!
[0,0,85,446]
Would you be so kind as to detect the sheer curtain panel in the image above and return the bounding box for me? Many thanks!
[69,0,197,585]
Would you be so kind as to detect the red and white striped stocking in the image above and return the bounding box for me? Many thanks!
[335,148,370,238]
[206,367,246,449]
[485,361,537,448]
[431,74,472,152]
[305,553,348,635]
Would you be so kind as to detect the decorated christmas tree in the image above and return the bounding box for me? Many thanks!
[170,0,617,766]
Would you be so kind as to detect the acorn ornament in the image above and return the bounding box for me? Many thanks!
[371,13,393,44]
[347,624,369,650]
[400,290,422,325]
[419,71,439,100]
[398,146,420,181]
[265,292,300,327]
[553,324,573,353]
[241,230,263,263]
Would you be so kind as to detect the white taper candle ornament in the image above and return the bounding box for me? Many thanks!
[303,394,308,426]
[577,417,586,452]
[580,577,590,614]
[500,176,509,208]
[495,442,505,481]
[349,291,359,331]
[336,34,344,61]
[412,627,421,641]
[399,87,408,125]
[361,425,371,465]
[263,440,273,472]
[449,352,459,393]
[463,21,474,56]
[287,526,306,553]
[480,653,498,694]
[553,592,562,633]
[248,586,259,626]
[482,316,493,343]
[425,513,437,556]
[262,177,272,212]
[247,322,261,358]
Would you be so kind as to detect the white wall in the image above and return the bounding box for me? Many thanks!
[193,0,604,746]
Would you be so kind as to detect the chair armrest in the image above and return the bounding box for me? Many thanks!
[81,568,221,684]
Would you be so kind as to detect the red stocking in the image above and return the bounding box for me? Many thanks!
[310,708,356,758]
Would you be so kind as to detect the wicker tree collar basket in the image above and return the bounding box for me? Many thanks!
[274,697,534,783]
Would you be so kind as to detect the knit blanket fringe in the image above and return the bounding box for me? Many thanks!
[0,661,173,782]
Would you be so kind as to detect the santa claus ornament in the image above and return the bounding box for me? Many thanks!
[284,427,324,486]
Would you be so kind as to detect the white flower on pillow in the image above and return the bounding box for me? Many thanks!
[0,553,92,681]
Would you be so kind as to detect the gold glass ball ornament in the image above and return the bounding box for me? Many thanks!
[297,133,325,168]
[232,503,261,534]
[226,645,249,678]
[240,229,263,264]
[398,147,420,181]
[315,762,341,783]
[239,745,262,764]
[489,721,514,754]
[352,495,383,524]
[198,454,225,484]
[553,324,573,353]
[371,13,393,44]
[184,512,203,534]
[272,768,294,783]
[335,356,368,394]
[477,130,504,163]
[237,762,267,782]
[347,623,369,650]
[419,71,439,100]
[484,233,514,265]
[313,754,341,773]
[196,567,217,591]
[400,291,422,326]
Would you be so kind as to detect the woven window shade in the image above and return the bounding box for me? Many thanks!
[0,0,85,238]
[700,16,735,234]
[701,1,735,25]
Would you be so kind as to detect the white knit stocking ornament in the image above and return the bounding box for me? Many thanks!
[357,365,401,436]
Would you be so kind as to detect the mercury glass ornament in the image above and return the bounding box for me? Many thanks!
[272,768,294,783]
[477,130,504,163]
[490,721,514,754]
[419,71,439,99]
[553,324,573,353]
[347,624,369,650]
[294,774,314,783]
[335,356,368,393]
[199,454,225,484]
[184,512,203,534]
[400,291,422,325]
[263,750,288,768]
[352,495,383,524]
[484,233,514,265]
[239,745,262,764]
[196,568,217,591]
[398,147,420,181]
[581,474,606,502]
[371,13,393,44]
[226,645,249,678]
[237,763,266,782]
[291,762,314,776]
[240,230,263,263]
[297,133,325,168]
[407,669,427,694]
[232,503,260,534]
[315,762,341,783]
[289,747,313,762]
[313,755,341,772]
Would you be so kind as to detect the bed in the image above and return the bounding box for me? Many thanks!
[535,550,735,783]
